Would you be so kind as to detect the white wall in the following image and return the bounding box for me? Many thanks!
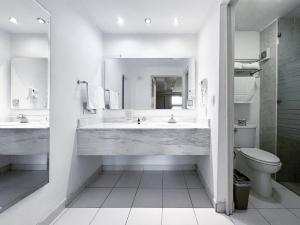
[0,1,103,224]
[235,31,260,59]
[103,34,197,58]
[0,30,11,122]
[0,30,12,168]
[196,1,221,204]
[234,31,260,147]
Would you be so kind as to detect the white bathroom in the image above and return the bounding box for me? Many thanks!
[0,0,300,225]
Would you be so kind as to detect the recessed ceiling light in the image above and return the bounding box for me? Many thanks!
[117,17,124,25]
[8,17,17,24]
[145,17,151,24]
[174,17,179,26]
[37,17,46,24]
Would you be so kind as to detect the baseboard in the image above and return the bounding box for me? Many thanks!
[196,166,226,213]
[102,164,196,171]
[214,200,226,213]
[65,166,102,206]
[37,199,66,225]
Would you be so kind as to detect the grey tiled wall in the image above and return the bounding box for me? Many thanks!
[260,21,278,155]
[277,15,300,182]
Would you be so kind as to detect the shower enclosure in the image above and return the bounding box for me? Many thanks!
[277,5,300,195]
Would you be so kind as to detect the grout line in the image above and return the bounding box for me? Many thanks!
[255,208,272,225]
[89,171,124,225]
[183,173,199,225]
[288,208,300,220]
[51,208,69,225]
[124,170,144,225]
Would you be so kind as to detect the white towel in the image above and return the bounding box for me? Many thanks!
[86,85,105,110]
[110,91,119,109]
[234,62,243,69]
[234,77,256,103]
[242,62,260,70]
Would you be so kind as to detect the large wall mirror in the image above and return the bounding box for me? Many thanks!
[0,0,50,213]
[104,58,196,110]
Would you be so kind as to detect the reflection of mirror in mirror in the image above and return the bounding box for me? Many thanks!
[152,76,183,109]
[11,57,48,109]
[104,58,196,110]
[0,0,50,213]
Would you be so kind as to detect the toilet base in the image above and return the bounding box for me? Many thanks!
[251,170,272,197]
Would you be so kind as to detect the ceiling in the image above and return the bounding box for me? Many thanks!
[66,0,217,34]
[0,0,49,34]
[236,0,300,31]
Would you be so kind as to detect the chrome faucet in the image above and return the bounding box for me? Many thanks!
[168,114,177,123]
[17,114,29,123]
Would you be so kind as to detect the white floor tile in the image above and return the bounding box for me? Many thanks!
[163,189,192,208]
[102,171,124,175]
[163,174,186,189]
[52,208,98,225]
[184,174,203,188]
[115,174,141,188]
[273,183,300,209]
[69,188,111,208]
[162,208,198,225]
[259,209,300,225]
[127,208,162,225]
[90,208,130,225]
[249,192,284,209]
[189,189,212,208]
[230,209,269,225]
[88,174,121,188]
[133,188,162,208]
[102,188,137,208]
[140,173,163,188]
[195,208,233,225]
[289,209,300,220]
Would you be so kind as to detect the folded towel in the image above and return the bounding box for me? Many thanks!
[86,85,105,110]
[234,62,243,69]
[110,91,119,109]
[234,77,256,103]
[242,62,260,70]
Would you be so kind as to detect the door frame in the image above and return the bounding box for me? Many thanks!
[220,0,238,215]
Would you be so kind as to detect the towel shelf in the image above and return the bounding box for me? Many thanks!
[234,68,262,76]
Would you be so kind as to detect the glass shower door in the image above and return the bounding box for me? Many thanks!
[277,7,300,195]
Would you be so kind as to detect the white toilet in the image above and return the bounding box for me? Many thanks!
[234,126,282,197]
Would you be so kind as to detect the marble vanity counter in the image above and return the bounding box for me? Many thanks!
[0,121,49,129]
[77,122,210,155]
[0,123,49,155]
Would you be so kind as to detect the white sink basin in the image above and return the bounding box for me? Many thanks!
[79,121,208,129]
[0,121,49,129]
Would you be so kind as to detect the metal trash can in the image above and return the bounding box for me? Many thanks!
[234,169,250,210]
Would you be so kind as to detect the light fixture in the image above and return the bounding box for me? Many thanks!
[37,17,46,24]
[117,17,124,25]
[173,17,179,26]
[144,17,151,24]
[8,17,17,24]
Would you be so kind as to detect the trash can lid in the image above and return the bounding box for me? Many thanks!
[234,169,250,184]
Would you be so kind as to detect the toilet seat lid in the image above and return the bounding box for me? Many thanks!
[240,148,280,164]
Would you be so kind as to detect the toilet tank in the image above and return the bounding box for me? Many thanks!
[234,125,256,148]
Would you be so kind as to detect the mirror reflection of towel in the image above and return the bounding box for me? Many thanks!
[110,91,119,109]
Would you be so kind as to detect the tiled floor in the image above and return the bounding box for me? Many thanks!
[50,171,300,225]
[281,182,300,196]
[0,170,48,212]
